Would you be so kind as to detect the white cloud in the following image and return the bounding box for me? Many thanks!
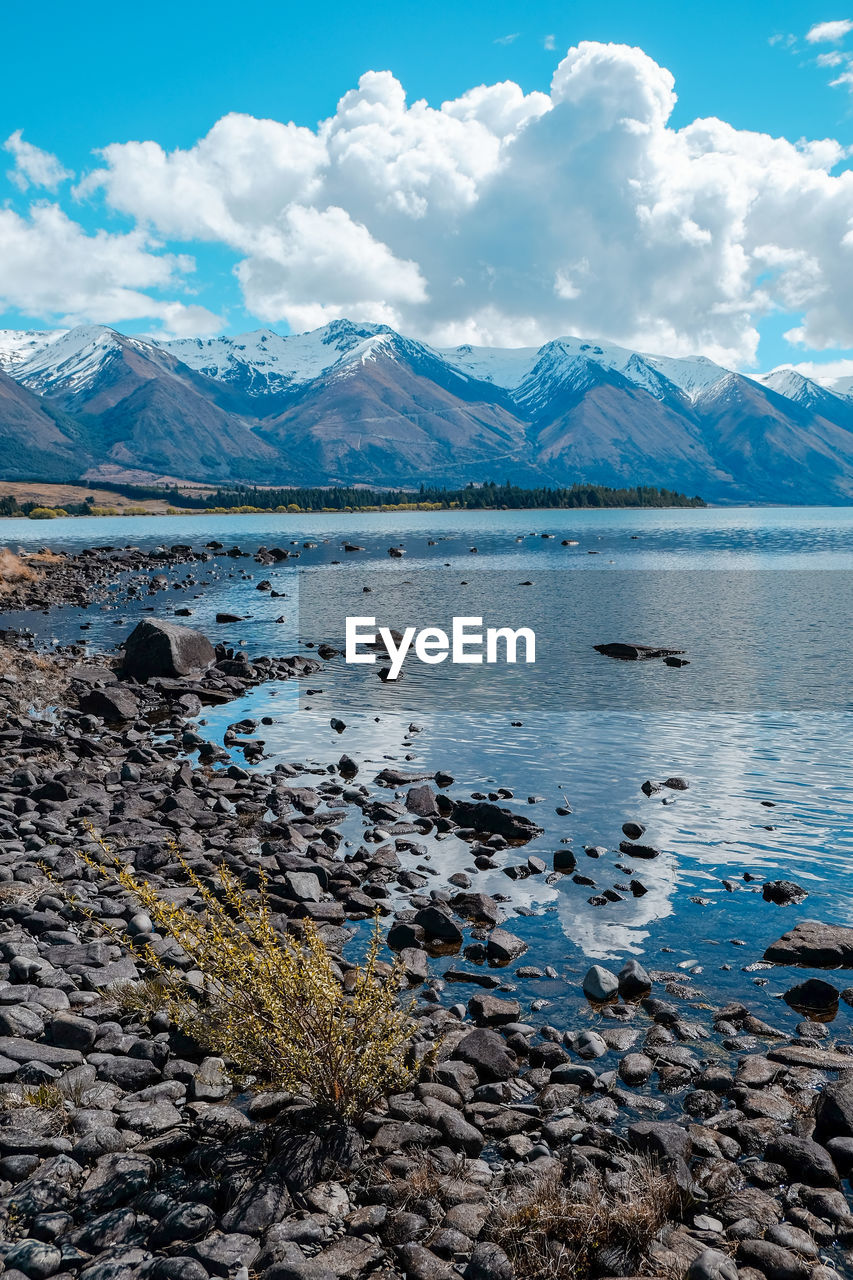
[806,18,853,42]
[0,203,221,333]
[4,131,73,192]
[544,34,556,51]
[494,33,519,45]
[12,41,853,360]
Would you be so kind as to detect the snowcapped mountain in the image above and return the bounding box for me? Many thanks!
[3,320,853,499]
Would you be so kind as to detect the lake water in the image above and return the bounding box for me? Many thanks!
[4,504,853,1039]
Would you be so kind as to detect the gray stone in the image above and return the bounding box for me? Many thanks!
[688,1249,738,1280]
[456,1029,517,1082]
[80,1153,155,1212]
[582,965,618,1002]
[122,620,215,681]
[486,928,527,965]
[3,1240,63,1279]
[764,919,853,968]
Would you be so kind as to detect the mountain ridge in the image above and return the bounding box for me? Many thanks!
[1,321,853,501]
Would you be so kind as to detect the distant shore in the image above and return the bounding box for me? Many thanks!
[0,478,706,520]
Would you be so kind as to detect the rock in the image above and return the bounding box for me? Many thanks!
[688,1249,739,1280]
[122,619,215,680]
[573,1030,608,1059]
[762,880,808,906]
[414,907,463,947]
[455,1029,517,1081]
[619,1053,654,1086]
[594,643,686,660]
[765,1135,839,1187]
[80,1153,154,1212]
[4,1240,63,1279]
[486,928,527,965]
[190,1056,230,1101]
[190,1233,259,1277]
[814,1077,853,1143]
[80,688,140,722]
[619,841,661,859]
[466,1242,514,1280]
[618,958,652,999]
[737,1240,810,1280]
[397,1244,457,1280]
[220,1173,293,1235]
[764,919,853,968]
[46,1013,98,1052]
[406,785,439,818]
[783,978,839,1014]
[628,1121,692,1164]
[582,965,619,1002]
[450,800,543,843]
[621,821,646,840]
[468,994,521,1026]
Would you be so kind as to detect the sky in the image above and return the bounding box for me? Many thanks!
[4,0,853,373]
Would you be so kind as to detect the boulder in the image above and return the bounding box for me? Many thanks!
[783,978,839,1015]
[455,1029,517,1081]
[594,642,686,660]
[583,965,619,1002]
[80,688,140,722]
[450,800,543,843]
[762,880,808,906]
[122,620,214,681]
[814,1077,853,1144]
[618,958,652,999]
[764,920,853,968]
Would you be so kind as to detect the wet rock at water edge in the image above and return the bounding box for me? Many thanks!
[764,920,853,968]
[594,642,687,661]
[121,619,215,681]
[763,880,808,905]
[583,965,619,1002]
[783,978,840,1016]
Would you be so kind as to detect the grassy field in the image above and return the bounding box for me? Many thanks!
[0,481,195,514]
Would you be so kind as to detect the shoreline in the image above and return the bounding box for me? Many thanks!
[0,553,851,1280]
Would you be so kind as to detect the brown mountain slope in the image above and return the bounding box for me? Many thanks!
[258,355,532,485]
[0,368,91,481]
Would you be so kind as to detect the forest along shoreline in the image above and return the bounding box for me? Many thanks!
[0,545,852,1280]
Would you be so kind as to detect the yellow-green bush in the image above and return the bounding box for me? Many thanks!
[78,847,422,1120]
[27,507,67,519]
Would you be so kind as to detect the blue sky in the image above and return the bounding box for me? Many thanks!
[3,0,853,373]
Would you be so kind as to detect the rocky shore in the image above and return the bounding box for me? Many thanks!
[0,553,853,1280]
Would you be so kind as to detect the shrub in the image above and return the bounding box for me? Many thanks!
[490,1156,684,1279]
[76,845,422,1121]
[27,507,68,519]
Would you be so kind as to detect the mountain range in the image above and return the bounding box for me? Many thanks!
[0,320,852,502]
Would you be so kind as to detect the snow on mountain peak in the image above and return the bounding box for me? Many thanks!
[14,325,127,396]
[0,328,67,373]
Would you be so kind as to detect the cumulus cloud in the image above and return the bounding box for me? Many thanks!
[4,131,72,192]
[806,18,853,42]
[9,41,853,360]
[0,204,221,334]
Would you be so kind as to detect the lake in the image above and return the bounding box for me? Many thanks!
[3,504,853,1042]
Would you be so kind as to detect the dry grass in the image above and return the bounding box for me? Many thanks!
[490,1155,684,1280]
[0,549,38,591]
[0,481,180,513]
